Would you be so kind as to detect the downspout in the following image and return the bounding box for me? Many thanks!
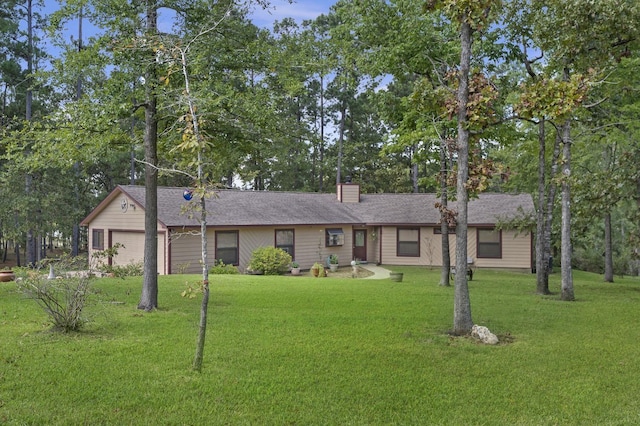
[167,229,172,275]
[531,231,534,273]
[107,230,113,267]
[378,226,382,265]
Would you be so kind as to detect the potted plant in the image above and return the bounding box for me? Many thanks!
[0,268,16,282]
[290,261,301,276]
[320,264,327,277]
[311,262,324,277]
[329,254,339,272]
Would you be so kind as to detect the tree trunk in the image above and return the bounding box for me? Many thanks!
[453,20,473,334]
[39,235,46,260]
[25,0,36,267]
[336,94,346,186]
[542,133,562,281]
[318,75,325,192]
[14,240,20,267]
[412,146,419,193]
[193,185,210,372]
[604,212,614,282]
[138,2,159,311]
[179,40,211,372]
[72,7,83,258]
[439,143,450,286]
[636,178,640,276]
[560,113,574,301]
[535,118,550,294]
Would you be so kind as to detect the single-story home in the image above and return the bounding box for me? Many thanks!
[80,183,534,274]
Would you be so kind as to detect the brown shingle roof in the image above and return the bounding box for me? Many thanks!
[114,185,533,228]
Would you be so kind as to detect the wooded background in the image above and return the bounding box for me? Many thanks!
[1,0,638,281]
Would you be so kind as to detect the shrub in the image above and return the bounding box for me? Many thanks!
[248,247,292,275]
[209,260,239,275]
[17,255,101,332]
[18,274,95,332]
[39,252,88,272]
[573,245,634,276]
[90,243,123,272]
[101,262,144,278]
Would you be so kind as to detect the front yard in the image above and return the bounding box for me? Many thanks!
[1,267,640,424]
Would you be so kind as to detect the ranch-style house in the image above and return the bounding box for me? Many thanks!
[81,183,535,274]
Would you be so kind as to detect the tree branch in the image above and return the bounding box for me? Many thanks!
[134,158,196,180]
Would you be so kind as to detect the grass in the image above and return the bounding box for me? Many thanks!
[1,267,640,425]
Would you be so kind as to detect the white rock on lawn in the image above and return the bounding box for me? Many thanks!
[471,324,499,345]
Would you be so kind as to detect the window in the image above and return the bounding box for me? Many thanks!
[92,229,104,250]
[326,228,344,247]
[397,228,420,257]
[275,229,295,257]
[216,231,239,265]
[477,228,501,258]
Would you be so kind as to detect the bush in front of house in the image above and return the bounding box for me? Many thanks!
[101,262,144,278]
[247,246,292,275]
[209,260,239,274]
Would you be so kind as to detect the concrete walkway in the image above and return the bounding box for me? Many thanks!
[359,264,392,280]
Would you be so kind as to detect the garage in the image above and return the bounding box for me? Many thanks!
[110,231,166,274]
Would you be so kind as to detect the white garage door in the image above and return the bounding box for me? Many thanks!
[111,231,166,274]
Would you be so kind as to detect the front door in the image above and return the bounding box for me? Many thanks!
[353,229,367,262]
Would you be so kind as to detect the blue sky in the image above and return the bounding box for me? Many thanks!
[45,0,336,33]
[249,0,335,27]
[38,0,336,62]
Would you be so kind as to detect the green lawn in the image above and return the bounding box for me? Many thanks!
[2,268,640,425]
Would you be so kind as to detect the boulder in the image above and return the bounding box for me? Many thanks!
[471,324,499,345]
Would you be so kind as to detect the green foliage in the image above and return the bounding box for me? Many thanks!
[100,262,144,278]
[181,280,203,299]
[247,246,292,275]
[495,207,536,236]
[516,72,592,120]
[84,243,142,278]
[441,70,500,131]
[573,242,637,276]
[1,0,638,294]
[209,260,239,275]
[311,261,325,277]
[426,0,502,30]
[530,0,640,71]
